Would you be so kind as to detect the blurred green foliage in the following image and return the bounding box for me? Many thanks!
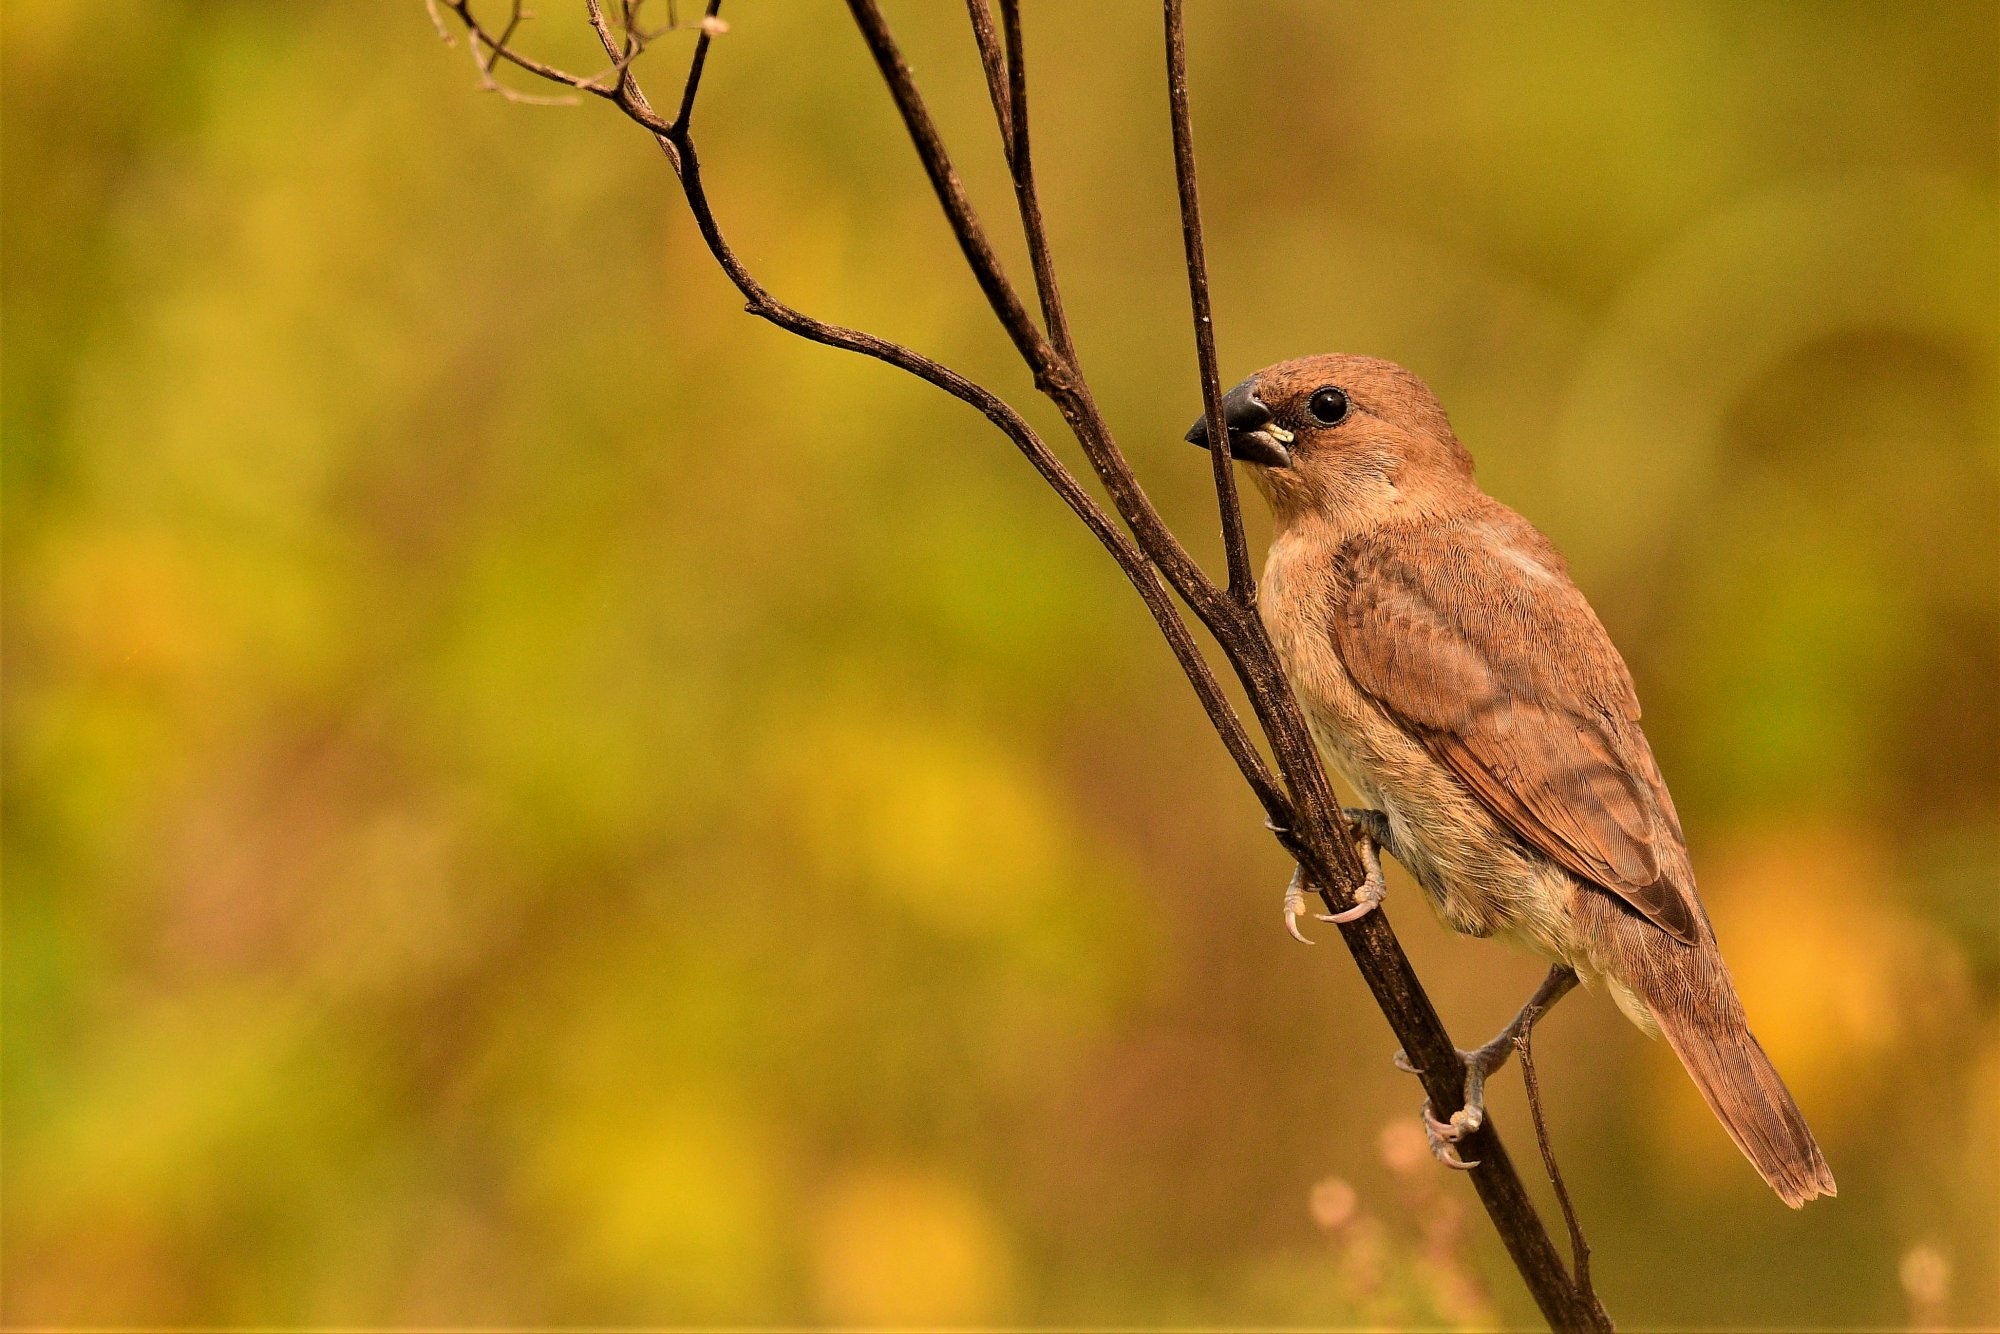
[4,1,1995,1328]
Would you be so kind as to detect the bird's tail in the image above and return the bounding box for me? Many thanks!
[1652,994,1836,1207]
[1597,901,1837,1208]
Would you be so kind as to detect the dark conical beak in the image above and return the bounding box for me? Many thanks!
[1184,377,1292,467]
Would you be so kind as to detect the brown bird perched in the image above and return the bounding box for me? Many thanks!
[1187,354,1835,1208]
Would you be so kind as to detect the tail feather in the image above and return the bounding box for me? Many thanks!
[1652,1002,1837,1208]
[1586,893,1836,1208]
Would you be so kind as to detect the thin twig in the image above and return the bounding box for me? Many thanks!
[998,1,1077,364]
[1162,0,1253,601]
[442,0,650,111]
[846,0,1050,374]
[670,130,1286,818]
[1519,1023,1602,1319]
[853,9,1378,947]
[964,0,1080,368]
[468,0,581,104]
[964,0,1014,157]
[669,0,718,132]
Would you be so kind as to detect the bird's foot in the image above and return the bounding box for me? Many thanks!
[1388,966,1580,1174]
[1276,808,1392,944]
[1332,808,1391,923]
[1389,1039,1517,1172]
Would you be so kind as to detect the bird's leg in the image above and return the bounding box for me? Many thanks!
[1276,807,1395,944]
[1392,964,1579,1170]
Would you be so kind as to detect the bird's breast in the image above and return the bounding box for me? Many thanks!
[1259,531,1573,950]
[1259,533,1405,802]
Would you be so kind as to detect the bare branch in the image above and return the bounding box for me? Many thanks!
[442,0,618,98]
[670,0,721,134]
[997,1,1078,367]
[845,0,1047,373]
[965,0,1077,368]
[468,0,582,104]
[585,0,644,105]
[964,0,1014,158]
[847,0,1232,627]
[1163,0,1253,600]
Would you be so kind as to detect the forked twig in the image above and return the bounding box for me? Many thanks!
[426,5,1613,1328]
[965,0,1078,368]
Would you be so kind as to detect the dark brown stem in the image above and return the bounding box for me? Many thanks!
[966,0,1080,370]
[1162,0,1253,602]
[667,1,714,131]
[428,5,1613,1328]
[964,0,1014,166]
[846,11,1375,949]
[845,0,1050,378]
[847,0,1235,635]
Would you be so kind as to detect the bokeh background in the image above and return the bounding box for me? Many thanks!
[5,1,1996,1328]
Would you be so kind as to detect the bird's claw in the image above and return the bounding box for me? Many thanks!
[1391,966,1579,1179]
[1396,1044,1501,1172]
[1324,862,1385,924]
[1425,1097,1485,1140]
[1277,808,1392,942]
[1283,867,1338,945]
[1332,807,1390,924]
[1264,814,1305,860]
[1419,1099,1483,1170]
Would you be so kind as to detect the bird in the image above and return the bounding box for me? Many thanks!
[1186,354,1835,1208]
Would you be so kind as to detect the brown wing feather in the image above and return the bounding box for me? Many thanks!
[1331,513,1701,945]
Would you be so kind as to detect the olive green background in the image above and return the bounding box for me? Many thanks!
[5,2,1995,1328]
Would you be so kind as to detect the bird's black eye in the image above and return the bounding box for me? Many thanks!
[1307,386,1350,426]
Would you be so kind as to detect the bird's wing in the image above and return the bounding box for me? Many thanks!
[1329,516,1701,944]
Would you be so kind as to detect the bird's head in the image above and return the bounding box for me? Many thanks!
[1184,353,1475,523]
